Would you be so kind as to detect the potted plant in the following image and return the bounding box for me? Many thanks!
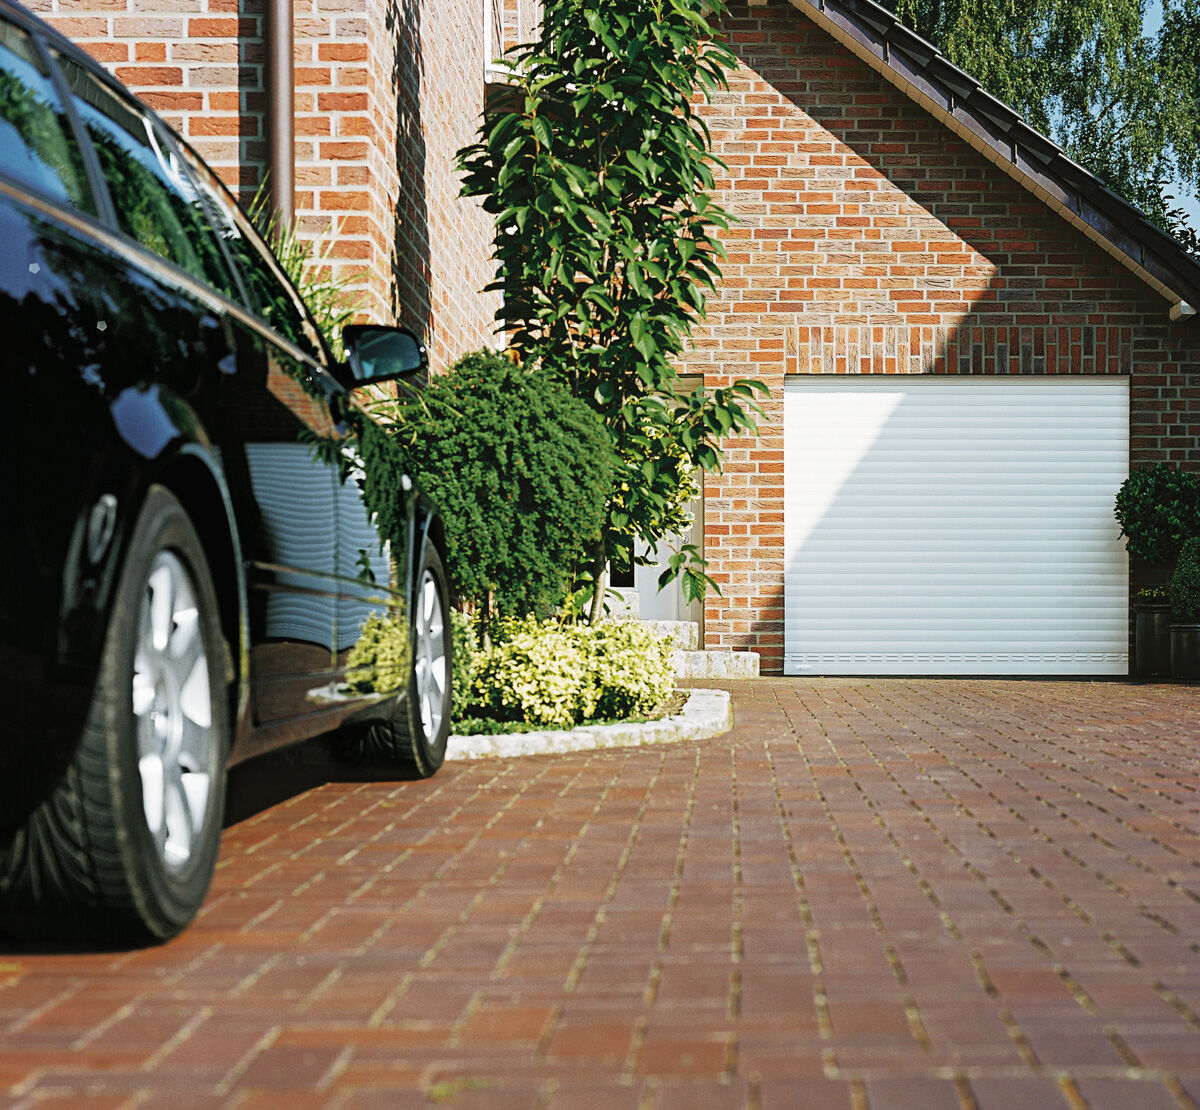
[1132,585,1173,678]
[1170,538,1200,681]
[1114,464,1200,676]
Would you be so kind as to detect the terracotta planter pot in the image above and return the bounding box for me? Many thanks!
[1170,624,1200,682]
[1134,602,1172,677]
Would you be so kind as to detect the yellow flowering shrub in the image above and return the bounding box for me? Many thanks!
[465,619,673,729]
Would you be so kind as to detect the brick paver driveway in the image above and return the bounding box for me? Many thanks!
[3,679,1200,1108]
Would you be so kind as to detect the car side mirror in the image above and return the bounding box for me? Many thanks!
[342,324,427,385]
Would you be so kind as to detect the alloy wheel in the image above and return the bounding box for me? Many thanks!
[131,551,214,875]
[413,569,447,739]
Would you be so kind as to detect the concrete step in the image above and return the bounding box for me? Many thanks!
[672,650,760,679]
[604,589,639,619]
[639,620,699,650]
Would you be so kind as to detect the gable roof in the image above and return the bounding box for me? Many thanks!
[768,0,1200,319]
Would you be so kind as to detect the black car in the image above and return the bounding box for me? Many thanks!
[0,0,453,943]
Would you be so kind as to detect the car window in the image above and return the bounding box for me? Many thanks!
[222,205,324,361]
[52,53,240,299]
[0,20,93,212]
[167,147,322,359]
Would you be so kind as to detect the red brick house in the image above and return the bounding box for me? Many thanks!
[685,0,1200,676]
[39,0,1200,676]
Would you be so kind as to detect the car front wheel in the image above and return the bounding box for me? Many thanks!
[0,486,229,944]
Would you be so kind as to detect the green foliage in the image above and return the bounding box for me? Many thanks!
[883,0,1200,248]
[247,186,362,359]
[345,613,411,694]
[381,349,616,620]
[1114,463,1200,565]
[1170,537,1200,621]
[449,609,478,721]
[463,618,674,729]
[584,620,678,720]
[469,622,587,728]
[458,0,765,610]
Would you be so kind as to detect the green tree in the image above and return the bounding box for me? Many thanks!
[458,0,764,620]
[884,0,1200,248]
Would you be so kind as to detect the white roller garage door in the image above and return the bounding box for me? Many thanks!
[784,376,1129,675]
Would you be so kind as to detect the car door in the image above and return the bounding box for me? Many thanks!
[168,148,414,741]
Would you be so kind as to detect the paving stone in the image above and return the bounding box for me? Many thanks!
[2,678,1200,1105]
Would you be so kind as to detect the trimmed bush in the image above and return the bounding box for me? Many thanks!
[383,350,616,621]
[1114,463,1200,566]
[470,622,587,729]
[584,621,676,721]
[1170,537,1200,622]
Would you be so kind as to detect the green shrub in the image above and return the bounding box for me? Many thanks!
[461,618,674,730]
[1170,538,1200,622]
[1114,463,1200,565]
[469,622,587,729]
[383,350,616,622]
[583,621,675,721]
[449,609,477,721]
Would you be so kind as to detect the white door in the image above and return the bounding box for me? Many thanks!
[633,492,704,627]
[784,376,1128,675]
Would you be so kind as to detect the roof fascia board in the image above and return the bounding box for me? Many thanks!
[785,0,1200,314]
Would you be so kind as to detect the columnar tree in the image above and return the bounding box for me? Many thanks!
[458,0,764,619]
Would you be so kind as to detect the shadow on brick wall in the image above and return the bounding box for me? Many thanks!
[387,0,432,343]
[236,0,266,207]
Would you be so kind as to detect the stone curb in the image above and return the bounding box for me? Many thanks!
[672,650,760,679]
[446,688,732,761]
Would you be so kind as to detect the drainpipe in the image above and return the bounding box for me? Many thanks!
[265,0,294,228]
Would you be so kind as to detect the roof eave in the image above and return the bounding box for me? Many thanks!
[785,0,1200,318]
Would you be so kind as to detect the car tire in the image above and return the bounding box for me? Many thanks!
[357,540,452,779]
[0,486,229,944]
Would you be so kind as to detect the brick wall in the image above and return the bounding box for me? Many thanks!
[499,0,540,53]
[684,1,1200,672]
[35,0,499,367]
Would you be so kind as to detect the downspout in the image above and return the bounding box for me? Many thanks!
[265,0,294,228]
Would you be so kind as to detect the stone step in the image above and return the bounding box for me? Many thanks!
[672,650,760,679]
[640,620,699,650]
[604,589,639,619]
